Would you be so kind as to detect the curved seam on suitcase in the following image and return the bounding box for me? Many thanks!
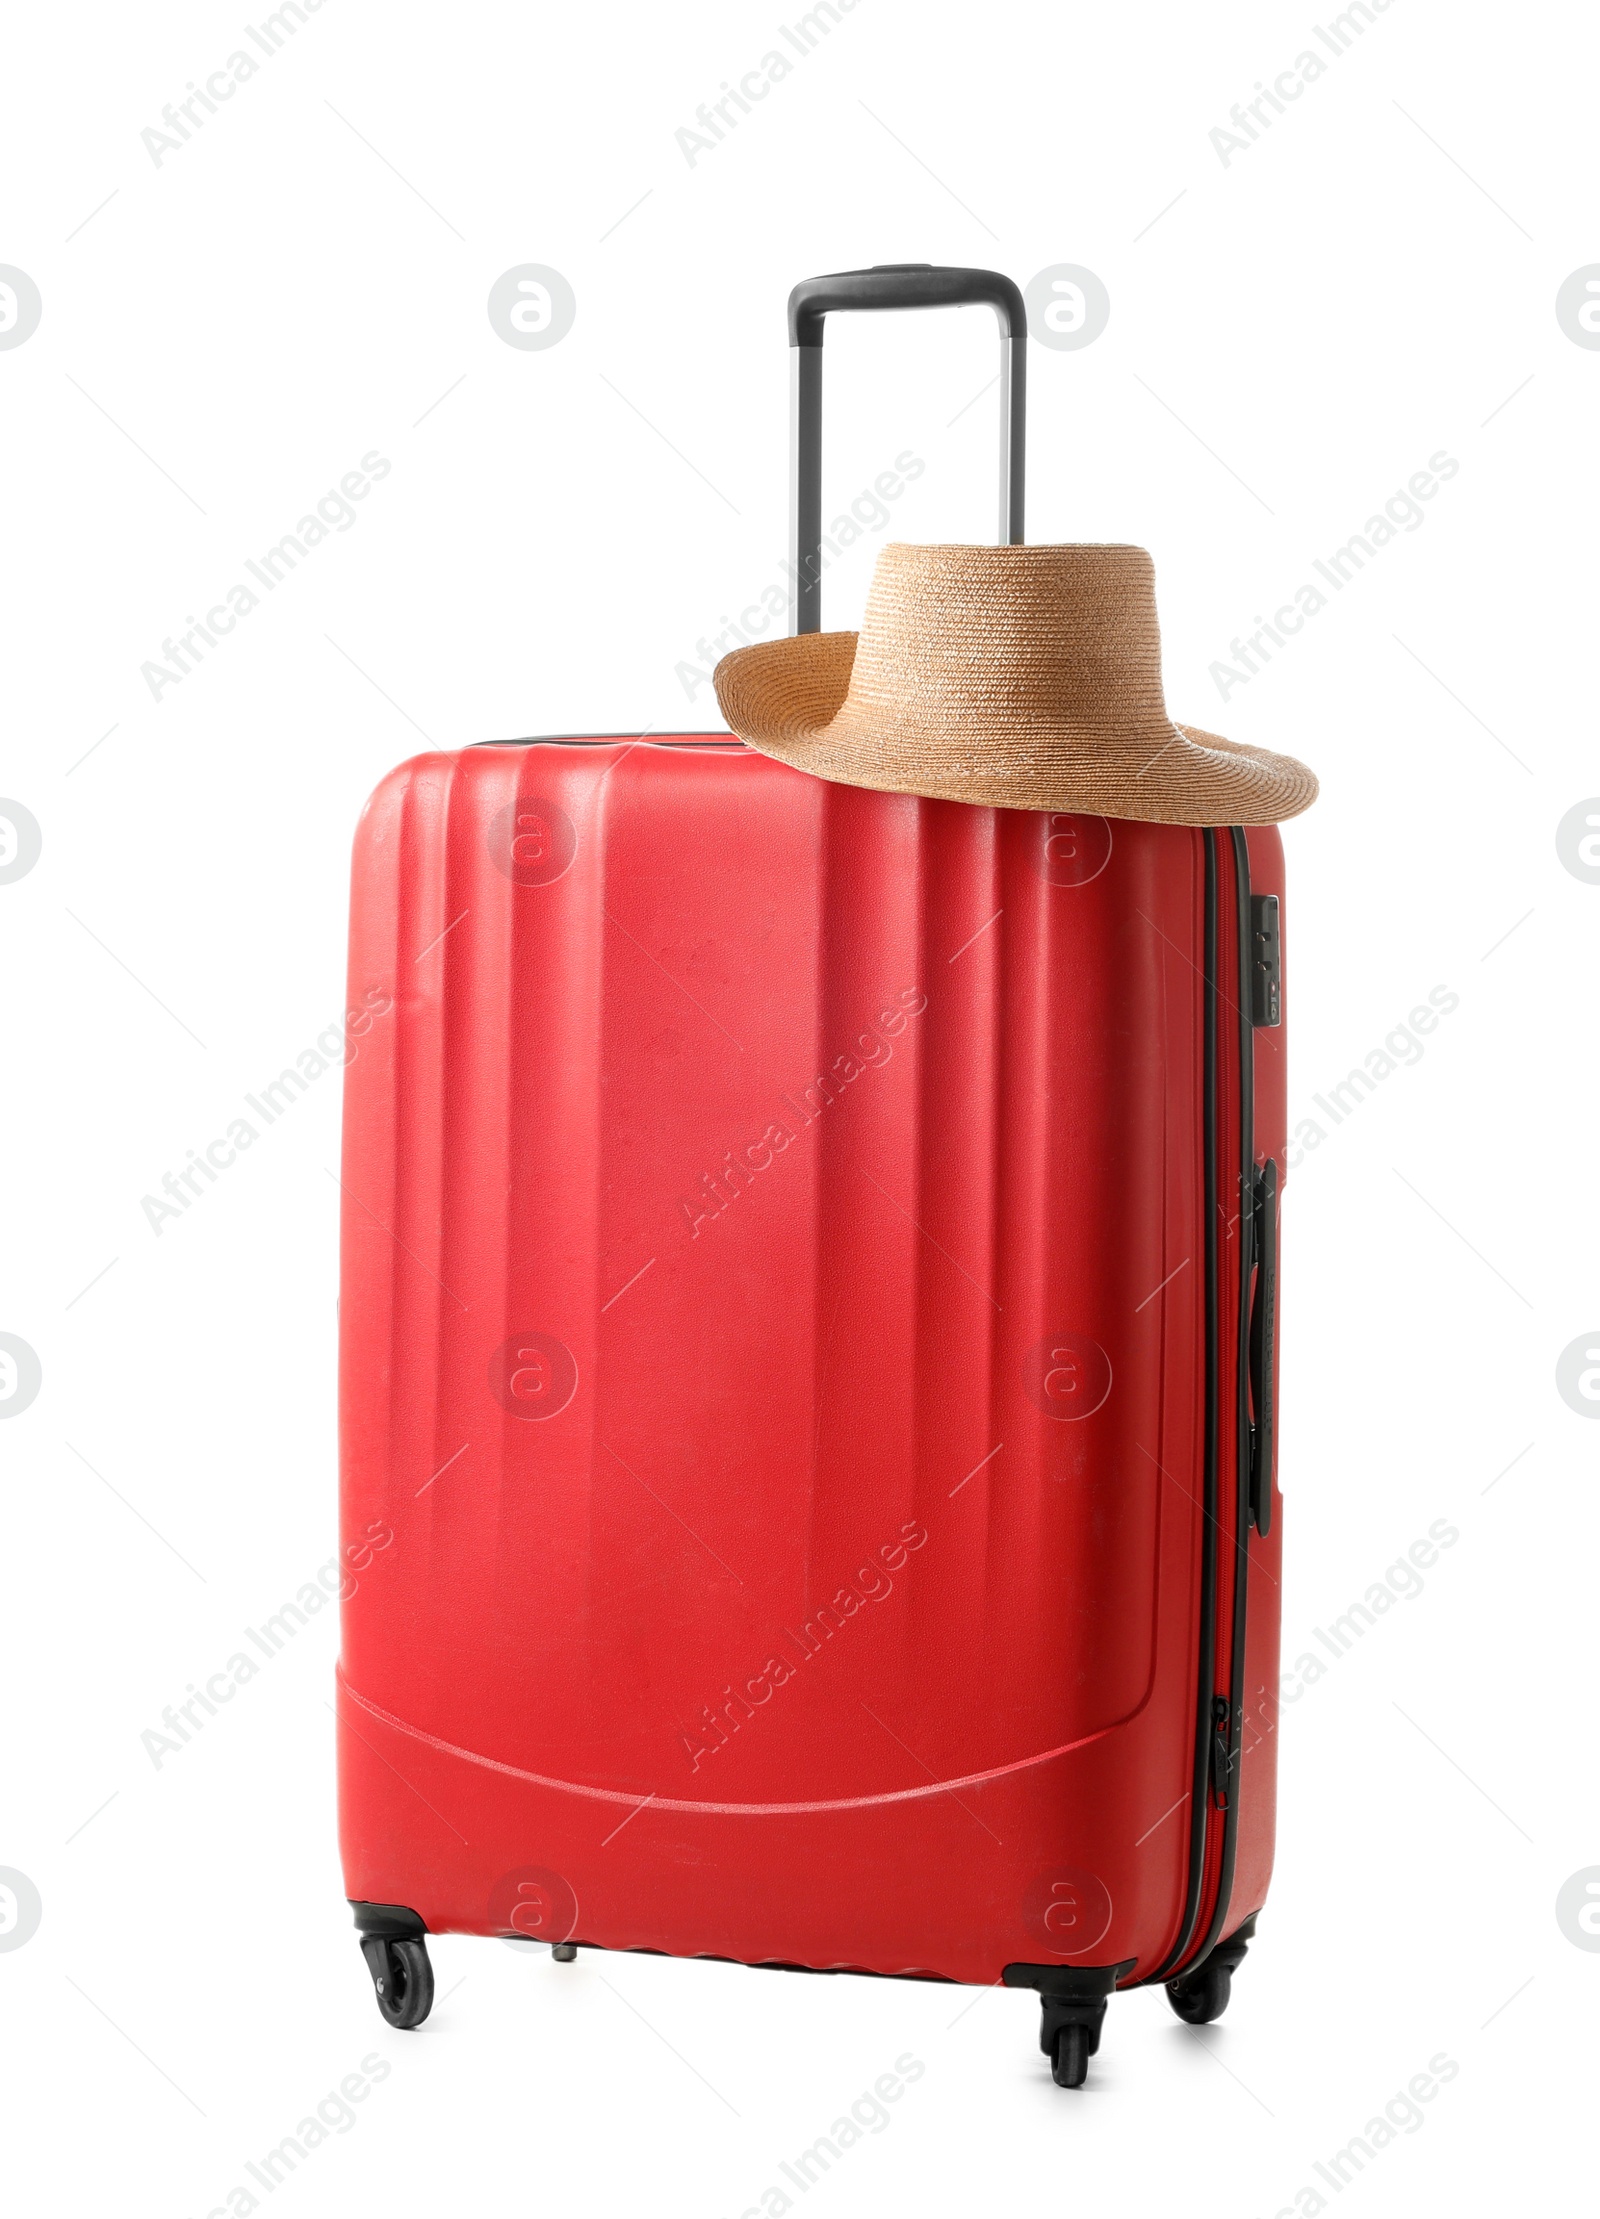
[338,1669,1138,1815]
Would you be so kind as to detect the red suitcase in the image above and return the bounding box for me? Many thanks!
[336,268,1287,2088]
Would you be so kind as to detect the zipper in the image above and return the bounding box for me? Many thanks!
[1141,826,1256,1987]
[1183,826,1260,1972]
[1143,830,1222,1982]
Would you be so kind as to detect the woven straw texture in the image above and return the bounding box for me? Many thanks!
[713,542,1317,825]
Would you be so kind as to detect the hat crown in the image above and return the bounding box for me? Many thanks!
[849,543,1172,743]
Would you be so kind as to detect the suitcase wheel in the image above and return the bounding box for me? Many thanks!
[1038,1993,1107,2089]
[551,1942,578,1962]
[359,1933,434,2030]
[1050,2024,1091,2089]
[1165,1958,1230,2024]
[1165,1924,1254,2027]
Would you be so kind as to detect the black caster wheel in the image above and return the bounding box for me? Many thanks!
[551,1942,578,1963]
[1037,1987,1109,2089]
[1166,1957,1231,2025]
[360,1934,434,2029]
[1051,2023,1091,2088]
[1165,1923,1255,2026]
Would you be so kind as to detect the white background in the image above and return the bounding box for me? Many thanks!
[1,1,1593,2211]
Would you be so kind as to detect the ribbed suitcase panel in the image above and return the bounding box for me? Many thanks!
[340,743,1234,1980]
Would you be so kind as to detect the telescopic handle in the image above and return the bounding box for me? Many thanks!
[787,263,1027,635]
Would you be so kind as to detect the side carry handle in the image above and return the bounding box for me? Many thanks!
[1248,1157,1279,1537]
[787,263,1027,635]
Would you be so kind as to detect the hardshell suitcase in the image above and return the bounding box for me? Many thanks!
[337,267,1287,2086]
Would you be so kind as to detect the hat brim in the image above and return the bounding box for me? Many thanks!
[714,632,1318,827]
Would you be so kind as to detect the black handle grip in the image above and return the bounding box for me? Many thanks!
[1248,1158,1279,1538]
[787,263,1027,635]
[788,263,1027,347]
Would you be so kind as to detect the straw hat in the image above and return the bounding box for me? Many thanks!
[713,542,1317,825]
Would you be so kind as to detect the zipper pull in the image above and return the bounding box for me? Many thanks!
[1210,1695,1233,1810]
